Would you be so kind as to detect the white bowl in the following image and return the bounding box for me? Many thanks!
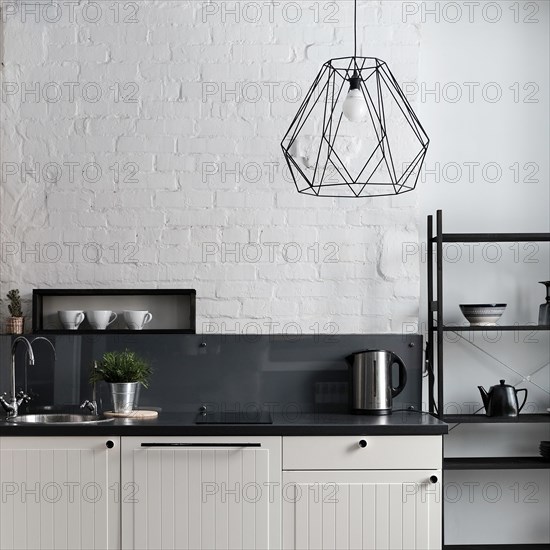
[459,304,507,326]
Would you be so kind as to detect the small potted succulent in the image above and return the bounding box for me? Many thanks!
[6,289,24,334]
[91,349,152,413]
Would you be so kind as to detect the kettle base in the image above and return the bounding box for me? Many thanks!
[351,409,392,416]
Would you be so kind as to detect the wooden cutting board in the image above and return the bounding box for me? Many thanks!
[104,410,158,419]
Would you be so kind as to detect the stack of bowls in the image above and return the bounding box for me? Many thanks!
[540,441,550,460]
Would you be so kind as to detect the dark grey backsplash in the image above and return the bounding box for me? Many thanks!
[0,334,424,415]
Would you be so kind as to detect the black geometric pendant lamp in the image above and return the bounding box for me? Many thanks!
[281,0,429,198]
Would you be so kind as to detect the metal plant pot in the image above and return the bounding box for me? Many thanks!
[109,382,140,413]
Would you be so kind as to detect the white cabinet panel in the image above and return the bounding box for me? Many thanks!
[283,436,442,470]
[121,436,281,550]
[282,470,442,550]
[0,436,120,550]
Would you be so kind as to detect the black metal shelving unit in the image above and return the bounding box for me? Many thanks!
[426,210,550,550]
[426,211,550,419]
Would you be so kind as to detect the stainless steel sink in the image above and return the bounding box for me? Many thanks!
[7,414,114,424]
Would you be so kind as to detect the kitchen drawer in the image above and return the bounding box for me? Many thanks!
[283,435,442,470]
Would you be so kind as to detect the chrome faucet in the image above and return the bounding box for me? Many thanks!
[80,400,98,415]
[80,361,98,415]
[0,337,35,418]
[29,336,56,359]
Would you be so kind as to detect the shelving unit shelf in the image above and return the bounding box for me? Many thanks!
[426,210,550,549]
[444,545,550,550]
[444,414,550,424]
[444,457,550,470]
[440,325,550,332]
[432,233,550,243]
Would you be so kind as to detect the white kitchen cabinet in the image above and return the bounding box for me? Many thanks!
[0,432,441,550]
[282,436,442,550]
[0,436,121,550]
[121,436,282,550]
[282,470,441,550]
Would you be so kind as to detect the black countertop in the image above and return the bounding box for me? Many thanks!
[0,411,447,437]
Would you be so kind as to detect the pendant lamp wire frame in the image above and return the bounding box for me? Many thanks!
[281,0,430,198]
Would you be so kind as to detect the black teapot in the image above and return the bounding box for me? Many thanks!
[478,380,528,417]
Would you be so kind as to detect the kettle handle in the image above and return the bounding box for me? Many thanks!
[516,388,528,413]
[390,353,407,398]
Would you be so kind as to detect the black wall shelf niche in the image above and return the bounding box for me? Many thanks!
[32,289,196,334]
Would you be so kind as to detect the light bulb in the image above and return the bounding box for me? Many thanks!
[342,73,367,123]
[343,89,367,122]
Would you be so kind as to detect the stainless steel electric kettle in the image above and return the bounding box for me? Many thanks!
[346,350,407,415]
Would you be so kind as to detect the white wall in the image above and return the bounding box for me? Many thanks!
[0,0,423,335]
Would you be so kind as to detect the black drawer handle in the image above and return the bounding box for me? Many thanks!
[430,475,439,484]
[358,440,367,448]
[141,443,261,448]
[106,440,115,449]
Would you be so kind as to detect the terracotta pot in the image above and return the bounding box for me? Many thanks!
[6,317,24,335]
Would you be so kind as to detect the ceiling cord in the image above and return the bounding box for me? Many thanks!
[354,0,358,58]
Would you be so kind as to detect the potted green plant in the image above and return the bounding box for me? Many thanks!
[91,349,152,413]
[6,289,24,334]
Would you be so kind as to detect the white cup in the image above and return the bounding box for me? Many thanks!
[86,310,117,330]
[123,310,153,330]
[58,310,85,330]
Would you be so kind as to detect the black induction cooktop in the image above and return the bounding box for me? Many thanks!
[195,411,273,424]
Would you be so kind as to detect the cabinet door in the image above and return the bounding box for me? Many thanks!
[121,436,282,550]
[0,436,121,550]
[283,470,441,550]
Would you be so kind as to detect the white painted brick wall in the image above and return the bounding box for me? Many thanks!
[0,0,422,335]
